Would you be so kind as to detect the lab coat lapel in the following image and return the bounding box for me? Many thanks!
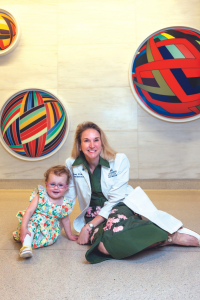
[77,165,91,191]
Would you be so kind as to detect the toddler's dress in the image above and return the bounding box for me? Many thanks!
[13,185,73,248]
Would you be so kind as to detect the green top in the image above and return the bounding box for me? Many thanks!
[72,152,109,207]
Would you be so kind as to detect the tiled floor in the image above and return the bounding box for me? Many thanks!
[1,189,200,300]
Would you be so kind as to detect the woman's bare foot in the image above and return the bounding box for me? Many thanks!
[163,228,200,247]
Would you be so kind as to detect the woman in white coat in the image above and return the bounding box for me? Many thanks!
[65,121,200,263]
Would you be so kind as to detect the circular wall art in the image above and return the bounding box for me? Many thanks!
[0,9,20,56]
[129,27,200,122]
[0,89,69,161]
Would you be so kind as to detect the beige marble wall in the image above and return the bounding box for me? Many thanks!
[0,0,199,179]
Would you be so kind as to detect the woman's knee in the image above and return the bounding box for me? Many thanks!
[98,242,109,255]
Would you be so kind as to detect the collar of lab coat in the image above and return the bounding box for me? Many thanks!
[72,152,110,169]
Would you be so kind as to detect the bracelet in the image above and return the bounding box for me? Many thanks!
[84,223,93,232]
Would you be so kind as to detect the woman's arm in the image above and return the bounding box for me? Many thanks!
[61,216,78,241]
[20,194,39,243]
[77,215,105,245]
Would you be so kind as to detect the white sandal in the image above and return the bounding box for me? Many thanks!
[20,246,33,258]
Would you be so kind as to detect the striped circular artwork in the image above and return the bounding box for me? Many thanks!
[0,9,20,56]
[0,90,69,161]
[129,27,200,122]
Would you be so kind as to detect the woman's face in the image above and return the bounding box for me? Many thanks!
[80,128,102,164]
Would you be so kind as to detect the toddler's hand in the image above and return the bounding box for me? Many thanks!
[20,228,31,243]
[68,235,78,241]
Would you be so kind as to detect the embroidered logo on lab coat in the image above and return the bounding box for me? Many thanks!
[108,170,117,178]
[73,173,84,178]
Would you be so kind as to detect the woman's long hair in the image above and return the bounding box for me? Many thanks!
[71,121,117,161]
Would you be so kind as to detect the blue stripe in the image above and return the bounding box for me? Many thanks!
[27,92,32,110]
[46,114,65,136]
[7,127,14,145]
[171,69,200,95]
[136,85,195,117]
[132,48,146,73]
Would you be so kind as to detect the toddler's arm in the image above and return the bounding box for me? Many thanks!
[61,216,78,241]
[20,194,39,243]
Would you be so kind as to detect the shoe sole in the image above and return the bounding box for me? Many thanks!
[20,251,33,258]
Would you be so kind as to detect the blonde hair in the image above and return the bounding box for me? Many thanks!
[44,165,71,185]
[71,121,117,161]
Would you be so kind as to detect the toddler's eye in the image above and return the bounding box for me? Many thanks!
[50,183,55,187]
[58,184,64,188]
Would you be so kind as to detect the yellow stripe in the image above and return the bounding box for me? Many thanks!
[161,33,175,39]
[43,98,54,102]
[22,128,47,144]
[3,113,20,136]
[47,103,55,128]
[19,110,46,130]
[0,13,14,23]
[20,92,29,115]
[0,23,9,29]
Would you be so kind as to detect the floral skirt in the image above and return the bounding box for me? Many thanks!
[85,202,168,264]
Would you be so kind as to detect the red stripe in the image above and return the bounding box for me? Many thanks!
[136,59,200,73]
[140,71,154,78]
[176,44,195,59]
[2,97,22,125]
[37,133,47,157]
[150,37,163,61]
[20,119,47,140]
[0,40,6,49]
[160,68,200,102]
[23,144,31,157]
[182,68,200,77]
[12,121,18,145]
[35,91,44,106]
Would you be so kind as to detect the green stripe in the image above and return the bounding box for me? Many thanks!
[196,40,200,45]
[19,106,46,125]
[165,44,185,59]
[3,113,20,136]
[2,104,21,131]
[45,115,65,145]
[9,145,23,149]
[33,91,38,107]
[57,102,64,114]
[153,34,167,41]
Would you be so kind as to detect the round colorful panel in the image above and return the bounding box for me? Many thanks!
[0,90,69,161]
[129,27,200,122]
[0,9,20,56]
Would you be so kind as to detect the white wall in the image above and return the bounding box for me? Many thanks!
[0,0,200,179]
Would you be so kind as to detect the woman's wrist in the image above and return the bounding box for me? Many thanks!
[84,223,93,232]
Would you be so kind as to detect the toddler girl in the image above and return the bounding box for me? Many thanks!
[13,165,78,258]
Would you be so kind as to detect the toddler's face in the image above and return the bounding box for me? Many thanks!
[45,173,68,200]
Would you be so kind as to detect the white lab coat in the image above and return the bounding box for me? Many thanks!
[65,153,182,234]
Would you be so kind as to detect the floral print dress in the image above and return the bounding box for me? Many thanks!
[13,185,73,248]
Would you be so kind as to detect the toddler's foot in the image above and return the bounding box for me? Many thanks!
[20,246,33,258]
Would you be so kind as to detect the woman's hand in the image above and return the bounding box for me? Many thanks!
[20,227,31,243]
[77,225,91,245]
